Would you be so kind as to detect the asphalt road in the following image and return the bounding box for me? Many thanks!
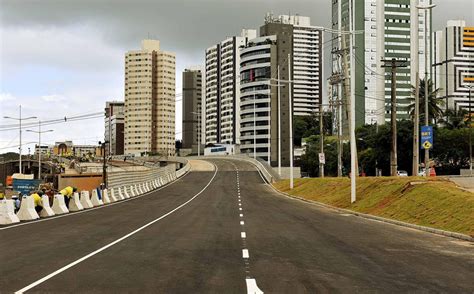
[0,159,473,293]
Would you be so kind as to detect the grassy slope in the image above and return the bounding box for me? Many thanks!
[273,177,474,237]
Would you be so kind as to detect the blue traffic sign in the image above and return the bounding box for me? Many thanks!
[420,126,433,149]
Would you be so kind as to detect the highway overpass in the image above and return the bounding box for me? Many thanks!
[0,158,472,293]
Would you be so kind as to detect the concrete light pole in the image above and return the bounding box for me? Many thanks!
[191,111,201,156]
[4,105,37,174]
[416,3,436,175]
[26,121,53,180]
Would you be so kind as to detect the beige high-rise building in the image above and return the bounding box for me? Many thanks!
[124,39,176,156]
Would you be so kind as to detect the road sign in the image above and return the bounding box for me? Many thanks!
[420,126,433,150]
[319,153,325,164]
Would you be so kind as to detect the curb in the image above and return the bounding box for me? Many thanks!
[266,183,474,243]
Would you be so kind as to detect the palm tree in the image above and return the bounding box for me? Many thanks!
[440,109,468,129]
[408,78,444,125]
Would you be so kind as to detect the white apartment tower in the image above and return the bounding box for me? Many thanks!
[205,29,257,145]
[277,15,323,116]
[434,20,474,112]
[124,40,176,156]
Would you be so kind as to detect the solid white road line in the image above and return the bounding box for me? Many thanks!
[241,232,246,238]
[242,249,249,258]
[15,163,219,294]
[246,278,264,294]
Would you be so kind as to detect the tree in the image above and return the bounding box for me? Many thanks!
[440,109,468,130]
[408,78,444,125]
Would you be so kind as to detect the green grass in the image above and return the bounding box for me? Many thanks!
[273,177,474,237]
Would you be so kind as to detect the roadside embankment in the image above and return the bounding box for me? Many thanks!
[273,177,474,237]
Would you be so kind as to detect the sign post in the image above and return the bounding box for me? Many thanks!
[421,126,433,150]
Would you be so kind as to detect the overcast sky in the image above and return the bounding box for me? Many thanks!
[1,0,473,153]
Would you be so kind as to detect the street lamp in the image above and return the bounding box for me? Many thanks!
[26,121,53,180]
[191,111,201,156]
[416,3,436,176]
[4,105,37,174]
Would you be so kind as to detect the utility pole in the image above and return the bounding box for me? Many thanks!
[26,121,53,180]
[277,66,282,176]
[382,58,408,176]
[99,141,108,188]
[288,53,294,189]
[413,73,420,176]
[467,85,473,176]
[319,107,324,177]
[416,3,436,176]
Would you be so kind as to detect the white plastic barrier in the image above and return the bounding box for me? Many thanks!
[52,194,69,215]
[0,200,20,224]
[69,192,84,212]
[146,182,151,191]
[80,191,93,209]
[138,184,144,194]
[133,185,140,196]
[111,188,120,201]
[40,195,55,218]
[122,187,130,199]
[91,189,104,206]
[128,186,135,197]
[17,196,40,221]
[102,189,111,204]
[104,189,115,203]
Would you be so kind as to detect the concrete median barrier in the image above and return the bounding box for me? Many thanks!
[0,200,20,224]
[91,190,104,206]
[80,191,93,209]
[69,192,84,212]
[52,194,69,215]
[40,195,55,218]
[111,188,120,201]
[103,189,114,203]
[17,196,40,221]
[133,185,140,196]
[122,187,130,199]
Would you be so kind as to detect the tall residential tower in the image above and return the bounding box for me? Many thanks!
[205,29,257,145]
[124,40,176,156]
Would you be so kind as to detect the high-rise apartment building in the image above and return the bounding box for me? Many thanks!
[182,67,204,153]
[205,29,257,145]
[433,20,474,113]
[262,15,323,116]
[124,40,176,156]
[239,35,277,163]
[331,0,430,125]
[104,101,125,155]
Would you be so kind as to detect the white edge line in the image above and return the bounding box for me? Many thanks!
[0,167,194,231]
[15,163,218,294]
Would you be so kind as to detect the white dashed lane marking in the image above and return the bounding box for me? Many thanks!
[227,160,263,293]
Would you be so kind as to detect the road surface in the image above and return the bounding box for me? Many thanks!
[1,159,473,293]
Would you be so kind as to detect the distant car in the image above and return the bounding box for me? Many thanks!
[397,170,408,177]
